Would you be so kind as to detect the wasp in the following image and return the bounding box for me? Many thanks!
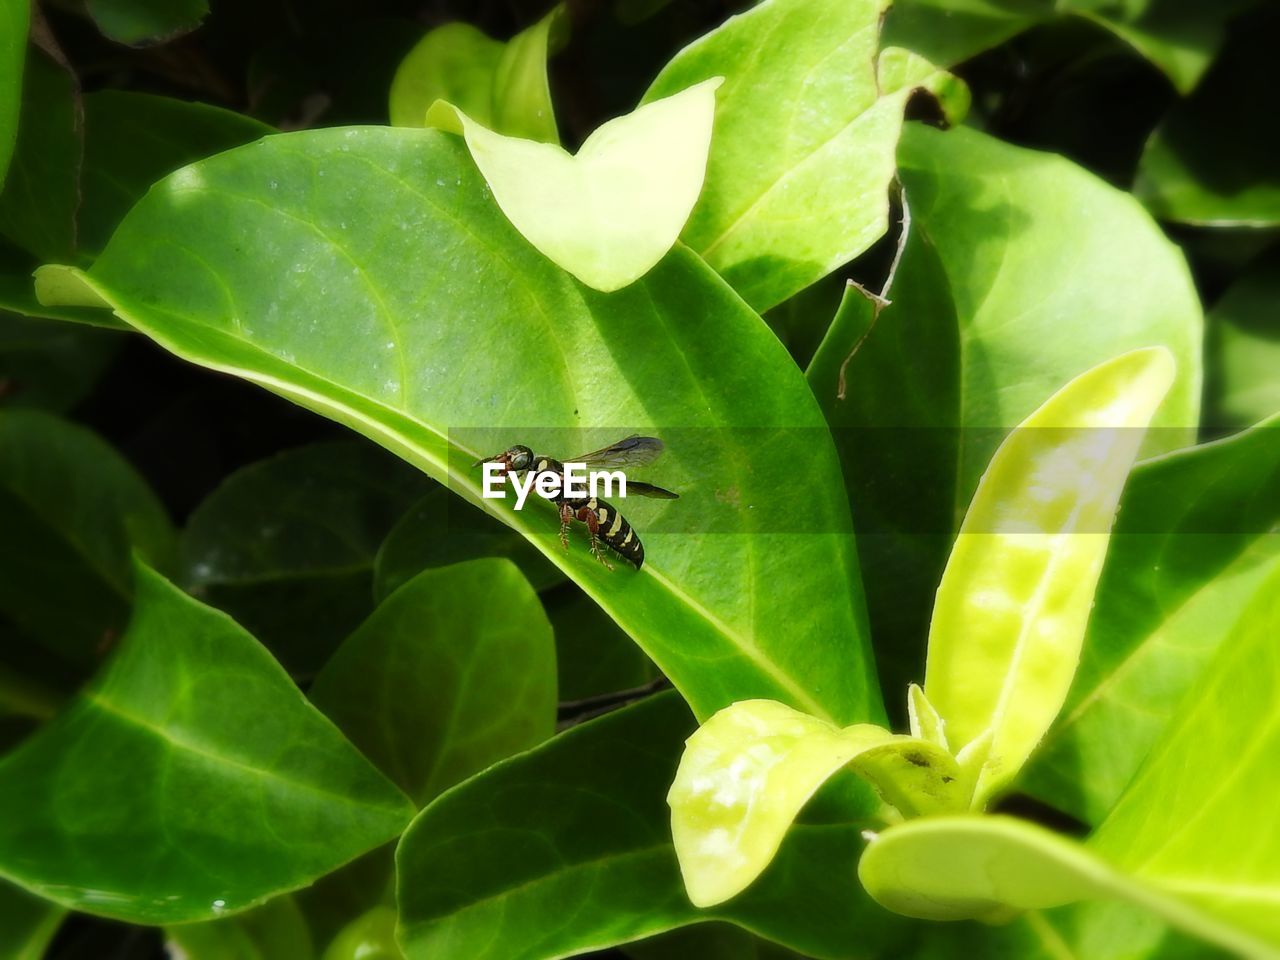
[477,435,677,570]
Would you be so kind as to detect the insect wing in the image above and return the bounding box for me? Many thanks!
[570,435,666,469]
[624,481,679,500]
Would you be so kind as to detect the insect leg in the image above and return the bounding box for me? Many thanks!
[577,506,613,571]
[558,501,574,551]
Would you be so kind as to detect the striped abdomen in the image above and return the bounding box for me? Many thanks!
[581,496,644,568]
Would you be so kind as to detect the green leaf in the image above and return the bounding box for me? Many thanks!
[0,881,63,960]
[1134,13,1280,227]
[166,897,315,960]
[389,24,502,129]
[0,408,173,672]
[643,0,961,311]
[1,90,266,328]
[373,486,564,600]
[1070,1,1220,96]
[0,563,413,924]
[180,441,432,676]
[910,899,1235,960]
[857,816,1272,956]
[310,559,557,806]
[389,8,563,143]
[1206,251,1280,430]
[489,5,564,143]
[39,126,880,728]
[1090,578,1280,950]
[0,312,120,411]
[0,49,79,263]
[427,77,720,292]
[884,0,1240,92]
[85,0,208,45]
[807,123,1201,704]
[79,91,271,256]
[669,699,962,907]
[925,348,1175,807]
[1024,413,1280,822]
[624,922,797,960]
[0,0,27,188]
[322,906,401,960]
[864,583,1280,956]
[882,0,1040,69]
[397,692,910,960]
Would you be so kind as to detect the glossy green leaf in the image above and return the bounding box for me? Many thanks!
[389,9,562,142]
[166,897,314,960]
[39,126,880,728]
[910,898,1234,960]
[0,49,79,263]
[427,77,719,292]
[0,312,120,411]
[489,5,564,144]
[1091,580,1280,951]
[0,408,173,671]
[808,123,1201,703]
[0,563,414,924]
[1067,0,1233,94]
[669,699,962,907]
[85,0,208,45]
[0,881,64,960]
[397,692,908,960]
[1134,13,1280,226]
[624,922,796,960]
[882,0,1041,69]
[858,816,1272,957]
[1025,413,1280,822]
[643,0,961,311]
[1,90,267,328]
[0,0,27,188]
[180,441,432,676]
[373,486,563,600]
[894,125,1201,492]
[79,91,271,256]
[323,906,400,960]
[310,559,557,805]
[884,0,1240,92]
[925,348,1175,807]
[389,24,502,129]
[1206,251,1280,430]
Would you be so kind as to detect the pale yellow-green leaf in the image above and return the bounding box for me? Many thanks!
[668,699,961,907]
[427,78,720,292]
[858,816,1279,959]
[924,348,1176,808]
[906,682,948,752]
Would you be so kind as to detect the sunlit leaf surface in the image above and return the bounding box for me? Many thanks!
[311,559,557,806]
[39,126,880,729]
[0,565,413,924]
